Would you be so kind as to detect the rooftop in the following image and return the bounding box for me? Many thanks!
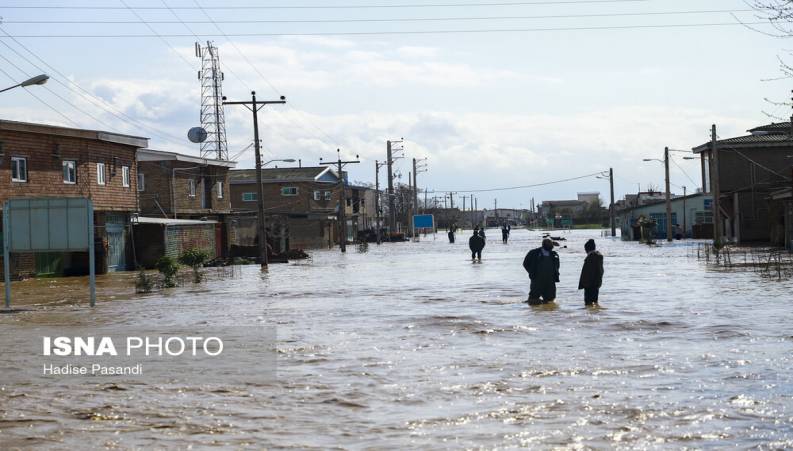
[230,166,339,184]
[138,148,237,168]
[0,119,149,148]
[693,121,793,153]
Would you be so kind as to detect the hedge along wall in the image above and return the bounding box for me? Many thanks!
[164,224,217,260]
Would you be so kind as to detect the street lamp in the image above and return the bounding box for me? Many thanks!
[0,74,50,93]
[643,148,673,242]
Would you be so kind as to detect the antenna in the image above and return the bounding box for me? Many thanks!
[196,40,229,160]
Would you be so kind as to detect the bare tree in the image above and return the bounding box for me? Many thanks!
[747,1,793,120]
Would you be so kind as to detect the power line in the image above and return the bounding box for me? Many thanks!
[0,26,189,147]
[669,155,698,187]
[0,22,767,38]
[0,9,754,24]
[429,171,606,193]
[0,65,79,126]
[0,0,653,10]
[118,0,197,71]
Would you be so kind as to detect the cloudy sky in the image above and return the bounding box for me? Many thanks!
[0,0,788,208]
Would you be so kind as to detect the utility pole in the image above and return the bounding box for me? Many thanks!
[609,168,616,237]
[664,147,673,242]
[471,194,474,229]
[320,149,360,253]
[223,91,286,268]
[682,185,687,239]
[711,124,722,248]
[408,171,413,237]
[386,139,404,234]
[449,192,455,209]
[375,159,387,245]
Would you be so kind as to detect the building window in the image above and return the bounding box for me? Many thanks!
[281,186,298,196]
[97,162,106,185]
[242,192,257,202]
[188,179,196,197]
[63,160,77,184]
[314,190,322,201]
[324,191,332,200]
[137,172,145,192]
[122,166,130,187]
[217,181,224,199]
[11,156,27,182]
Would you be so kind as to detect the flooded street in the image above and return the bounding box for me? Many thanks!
[2,228,793,449]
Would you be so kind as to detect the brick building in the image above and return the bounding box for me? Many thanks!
[135,149,236,264]
[692,121,793,245]
[229,166,342,249]
[0,119,147,277]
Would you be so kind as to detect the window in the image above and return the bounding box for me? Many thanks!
[188,179,196,197]
[217,181,224,199]
[242,192,257,202]
[281,186,298,196]
[324,191,332,200]
[11,157,27,182]
[97,162,106,185]
[62,160,77,184]
[313,190,322,201]
[121,166,130,187]
[137,172,145,192]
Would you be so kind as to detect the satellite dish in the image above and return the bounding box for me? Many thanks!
[187,127,208,143]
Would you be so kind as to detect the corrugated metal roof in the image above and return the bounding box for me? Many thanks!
[692,133,793,153]
[747,122,791,134]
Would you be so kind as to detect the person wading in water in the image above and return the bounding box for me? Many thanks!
[523,238,560,305]
[578,239,604,306]
[469,227,485,262]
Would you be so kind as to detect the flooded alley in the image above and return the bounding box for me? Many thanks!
[2,228,793,449]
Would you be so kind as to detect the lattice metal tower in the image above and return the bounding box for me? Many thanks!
[196,41,228,160]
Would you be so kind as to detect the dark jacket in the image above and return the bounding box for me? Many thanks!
[469,234,485,252]
[578,251,604,289]
[523,247,560,282]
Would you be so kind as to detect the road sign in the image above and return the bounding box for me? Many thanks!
[3,198,96,309]
[413,214,434,230]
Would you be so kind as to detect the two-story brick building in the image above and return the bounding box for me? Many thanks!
[229,166,342,249]
[0,119,147,277]
[134,149,237,267]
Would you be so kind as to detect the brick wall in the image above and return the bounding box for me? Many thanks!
[164,224,216,260]
[0,129,138,211]
[138,160,232,217]
[230,180,340,214]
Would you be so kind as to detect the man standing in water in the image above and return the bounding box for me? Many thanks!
[523,238,560,304]
[501,224,511,243]
[578,239,604,306]
[469,227,485,261]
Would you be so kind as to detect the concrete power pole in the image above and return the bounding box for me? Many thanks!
[609,168,616,237]
[386,141,396,234]
[320,150,360,253]
[222,91,286,268]
[711,124,722,248]
[664,147,673,242]
[375,160,381,245]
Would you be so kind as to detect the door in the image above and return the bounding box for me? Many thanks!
[105,214,127,272]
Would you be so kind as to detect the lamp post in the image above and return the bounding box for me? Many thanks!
[0,74,49,94]
[643,151,672,242]
[264,158,296,167]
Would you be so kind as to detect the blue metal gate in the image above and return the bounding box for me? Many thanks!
[105,214,127,272]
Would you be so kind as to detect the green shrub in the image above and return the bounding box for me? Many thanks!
[135,268,155,293]
[156,256,179,288]
[179,248,209,283]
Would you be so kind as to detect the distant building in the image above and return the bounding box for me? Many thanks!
[616,193,713,241]
[0,119,147,277]
[577,192,600,205]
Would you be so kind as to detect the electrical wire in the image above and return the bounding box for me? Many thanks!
[669,155,699,187]
[0,65,80,126]
[428,171,606,193]
[0,0,653,10]
[0,9,754,25]
[0,22,766,38]
[0,26,189,147]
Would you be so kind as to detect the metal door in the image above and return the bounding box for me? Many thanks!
[105,216,127,272]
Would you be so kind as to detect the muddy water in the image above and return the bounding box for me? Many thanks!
[2,229,793,449]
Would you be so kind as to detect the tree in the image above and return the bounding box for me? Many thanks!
[179,248,209,283]
[746,2,793,120]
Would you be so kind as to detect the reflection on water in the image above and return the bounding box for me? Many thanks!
[1,229,793,448]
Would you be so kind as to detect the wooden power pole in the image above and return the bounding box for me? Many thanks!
[711,124,722,248]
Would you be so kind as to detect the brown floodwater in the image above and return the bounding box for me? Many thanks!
[1,229,792,449]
